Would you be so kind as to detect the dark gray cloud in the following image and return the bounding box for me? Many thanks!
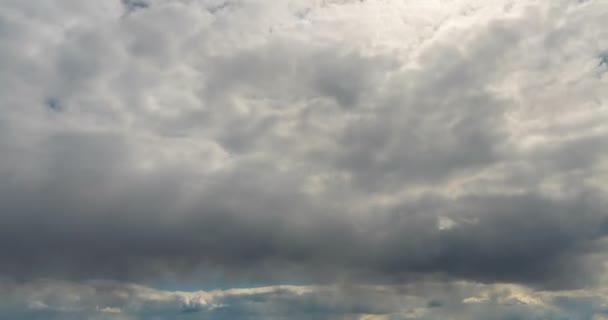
[0,143,606,288]
[1,0,608,318]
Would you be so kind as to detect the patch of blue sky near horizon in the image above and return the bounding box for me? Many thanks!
[5,279,608,320]
[150,276,310,293]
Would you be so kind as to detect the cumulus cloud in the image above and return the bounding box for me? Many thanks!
[1,0,608,318]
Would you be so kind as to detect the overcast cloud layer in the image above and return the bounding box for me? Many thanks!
[1,0,608,319]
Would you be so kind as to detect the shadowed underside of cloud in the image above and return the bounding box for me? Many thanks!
[1,0,608,319]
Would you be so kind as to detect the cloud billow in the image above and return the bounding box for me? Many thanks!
[1,0,608,318]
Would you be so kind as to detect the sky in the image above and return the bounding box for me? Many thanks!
[1,0,608,319]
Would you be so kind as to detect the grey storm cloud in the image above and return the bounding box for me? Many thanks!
[1,0,608,319]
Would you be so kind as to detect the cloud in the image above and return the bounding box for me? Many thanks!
[4,279,608,320]
[1,0,608,317]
